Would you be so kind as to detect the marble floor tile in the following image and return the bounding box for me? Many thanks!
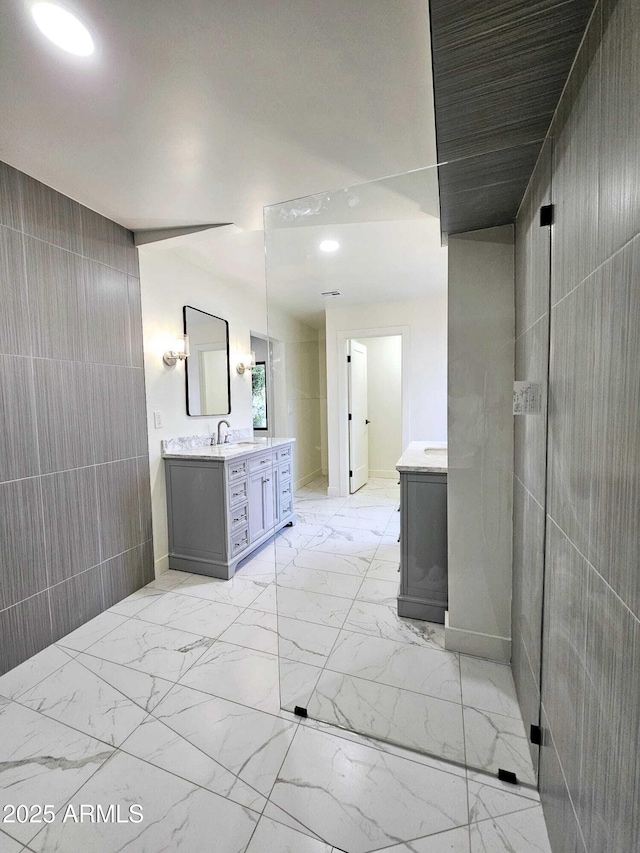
[467,772,540,822]
[325,630,461,702]
[293,497,349,515]
[460,656,522,719]
[233,556,277,580]
[0,701,114,845]
[295,510,338,526]
[307,670,466,764]
[245,816,333,853]
[28,751,259,853]
[219,608,279,654]
[120,715,267,811]
[261,802,328,840]
[469,806,551,852]
[326,514,390,533]
[463,707,536,785]
[335,505,397,523]
[74,653,174,712]
[466,769,539,803]
[357,577,400,606]
[107,585,164,617]
[133,590,243,639]
[277,564,364,599]
[375,536,401,563]
[344,600,446,649]
[269,725,468,853]
[280,658,322,711]
[247,582,277,613]
[272,585,353,628]
[278,616,340,666]
[0,644,70,700]
[147,568,192,590]
[306,527,382,560]
[84,618,212,681]
[287,550,371,577]
[173,574,269,608]
[179,641,281,713]
[374,826,471,852]
[345,493,400,508]
[152,683,296,797]
[0,829,23,853]
[302,716,468,779]
[18,658,148,747]
[56,611,127,653]
[366,559,401,582]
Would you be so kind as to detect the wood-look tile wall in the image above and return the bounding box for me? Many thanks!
[0,161,153,676]
[513,0,640,849]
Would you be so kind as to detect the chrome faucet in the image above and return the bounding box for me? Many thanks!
[217,420,231,445]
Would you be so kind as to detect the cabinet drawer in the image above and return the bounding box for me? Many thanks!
[229,502,248,530]
[228,478,248,506]
[230,526,249,556]
[280,496,293,517]
[249,452,274,473]
[280,479,293,501]
[276,445,292,462]
[279,460,292,482]
[228,459,247,481]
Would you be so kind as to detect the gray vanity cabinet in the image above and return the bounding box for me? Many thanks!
[165,441,295,580]
[397,471,448,624]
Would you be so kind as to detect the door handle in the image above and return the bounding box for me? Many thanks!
[365,419,371,424]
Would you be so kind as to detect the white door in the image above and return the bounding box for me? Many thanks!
[348,340,369,493]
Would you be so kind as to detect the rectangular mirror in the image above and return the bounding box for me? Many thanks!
[184,305,231,416]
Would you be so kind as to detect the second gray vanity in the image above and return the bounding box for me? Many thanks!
[164,438,295,579]
[396,443,448,624]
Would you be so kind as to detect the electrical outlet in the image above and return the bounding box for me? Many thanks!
[153,411,164,429]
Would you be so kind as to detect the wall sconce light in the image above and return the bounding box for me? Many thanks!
[163,334,190,367]
[236,352,256,375]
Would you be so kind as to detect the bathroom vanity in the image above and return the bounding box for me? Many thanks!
[163,438,295,579]
[396,443,448,624]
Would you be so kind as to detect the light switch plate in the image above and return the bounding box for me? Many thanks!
[153,411,164,429]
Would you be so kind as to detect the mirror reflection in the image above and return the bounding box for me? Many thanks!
[184,305,231,416]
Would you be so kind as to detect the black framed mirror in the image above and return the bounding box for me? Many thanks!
[183,305,231,416]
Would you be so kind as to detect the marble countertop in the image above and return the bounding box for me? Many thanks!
[162,437,295,461]
[396,441,448,473]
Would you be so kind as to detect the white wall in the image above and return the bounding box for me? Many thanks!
[268,314,323,489]
[140,244,268,573]
[355,336,402,479]
[325,295,447,495]
[446,226,514,662]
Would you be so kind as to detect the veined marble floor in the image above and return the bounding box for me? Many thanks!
[0,476,551,853]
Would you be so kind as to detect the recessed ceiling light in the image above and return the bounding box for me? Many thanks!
[319,240,340,253]
[30,2,95,56]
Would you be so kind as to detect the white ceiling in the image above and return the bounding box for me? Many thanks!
[0,0,437,232]
[146,163,447,329]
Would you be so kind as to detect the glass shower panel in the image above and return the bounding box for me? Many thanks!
[263,149,548,788]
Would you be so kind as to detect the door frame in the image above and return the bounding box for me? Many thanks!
[331,326,410,498]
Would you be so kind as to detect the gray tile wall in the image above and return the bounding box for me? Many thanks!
[0,160,153,677]
[513,0,640,850]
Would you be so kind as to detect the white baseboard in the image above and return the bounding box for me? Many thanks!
[154,554,169,578]
[327,485,341,497]
[370,469,399,480]
[294,468,323,492]
[444,612,511,662]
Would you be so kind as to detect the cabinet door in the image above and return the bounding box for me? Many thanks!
[248,470,267,543]
[403,474,448,603]
[263,469,275,531]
